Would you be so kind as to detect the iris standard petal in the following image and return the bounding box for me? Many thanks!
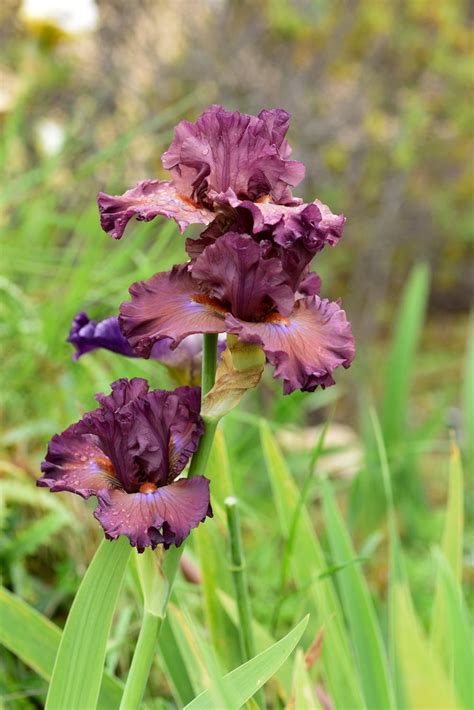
[161,105,305,205]
[94,377,150,412]
[226,296,355,394]
[94,476,212,552]
[120,265,226,357]
[97,179,214,239]
[122,387,203,485]
[38,423,121,498]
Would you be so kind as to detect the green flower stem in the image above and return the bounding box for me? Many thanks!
[225,496,257,660]
[225,496,264,709]
[188,416,217,476]
[200,332,218,397]
[119,611,161,710]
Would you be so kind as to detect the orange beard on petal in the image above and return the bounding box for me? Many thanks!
[191,293,228,316]
[264,311,290,325]
[139,482,158,494]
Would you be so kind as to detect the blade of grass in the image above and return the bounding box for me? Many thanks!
[184,615,309,710]
[431,440,471,708]
[289,649,323,709]
[0,587,123,709]
[3,511,70,563]
[259,421,364,709]
[321,477,395,709]
[194,492,241,671]
[431,436,464,660]
[380,263,430,452]
[165,603,212,698]
[439,437,464,581]
[271,420,330,632]
[463,315,474,471]
[432,551,473,710]
[217,589,292,698]
[370,405,408,708]
[45,537,131,710]
[158,613,199,708]
[393,583,459,709]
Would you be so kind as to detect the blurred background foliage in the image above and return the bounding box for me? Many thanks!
[0,0,472,707]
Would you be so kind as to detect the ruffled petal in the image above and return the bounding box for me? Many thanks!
[120,266,226,357]
[187,197,345,288]
[297,271,322,297]
[226,296,355,394]
[226,198,344,288]
[162,105,305,206]
[191,232,295,320]
[38,423,121,498]
[234,198,345,249]
[97,179,214,239]
[68,312,137,360]
[94,477,212,551]
[94,377,150,411]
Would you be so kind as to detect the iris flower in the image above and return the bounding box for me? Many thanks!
[68,311,225,384]
[119,233,355,394]
[97,105,342,257]
[37,378,212,551]
[98,105,345,294]
[97,105,304,238]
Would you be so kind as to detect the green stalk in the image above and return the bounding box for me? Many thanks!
[119,334,220,707]
[200,332,218,398]
[119,611,161,710]
[225,496,264,709]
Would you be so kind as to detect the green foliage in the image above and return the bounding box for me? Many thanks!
[380,263,430,455]
[0,586,124,708]
[45,538,130,709]
[260,421,365,709]
[183,616,309,710]
[3,422,471,709]
[322,478,395,709]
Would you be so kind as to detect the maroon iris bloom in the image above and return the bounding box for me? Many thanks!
[37,378,212,551]
[97,105,305,239]
[119,233,355,394]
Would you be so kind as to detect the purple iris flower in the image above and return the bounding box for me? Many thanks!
[68,311,137,359]
[68,311,225,385]
[119,233,355,394]
[97,105,306,239]
[37,378,212,551]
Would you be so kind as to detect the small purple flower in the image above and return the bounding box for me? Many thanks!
[68,311,136,359]
[97,105,304,239]
[37,378,212,551]
[68,311,224,384]
[119,234,355,394]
